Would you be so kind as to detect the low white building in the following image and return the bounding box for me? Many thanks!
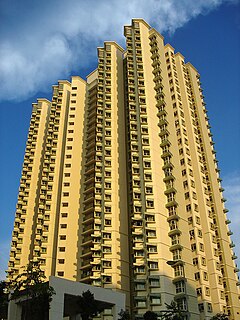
[8,276,126,320]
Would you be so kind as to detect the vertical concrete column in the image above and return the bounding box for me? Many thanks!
[113,304,123,319]
[49,291,64,320]
[8,299,22,320]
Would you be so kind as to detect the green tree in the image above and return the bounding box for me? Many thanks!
[144,311,158,320]
[210,313,229,320]
[8,261,55,320]
[0,280,8,319]
[76,290,105,320]
[118,309,131,320]
[157,301,185,320]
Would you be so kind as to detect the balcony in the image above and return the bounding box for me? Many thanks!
[163,175,175,182]
[165,200,178,208]
[160,139,171,148]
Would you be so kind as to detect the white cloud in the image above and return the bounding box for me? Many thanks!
[222,172,240,272]
[0,0,236,102]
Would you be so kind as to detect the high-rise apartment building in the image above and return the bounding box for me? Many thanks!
[7,19,239,319]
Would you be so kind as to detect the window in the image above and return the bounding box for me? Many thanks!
[169,220,178,230]
[203,272,208,281]
[183,180,188,188]
[182,169,186,176]
[191,243,196,251]
[59,247,65,252]
[60,235,66,240]
[145,173,152,181]
[171,235,180,246]
[144,161,151,168]
[195,272,200,280]
[61,224,67,229]
[61,213,68,218]
[143,149,150,156]
[147,245,157,253]
[174,265,184,277]
[64,182,70,187]
[105,194,111,201]
[135,266,145,273]
[135,283,145,290]
[198,303,204,312]
[205,287,210,296]
[105,182,111,189]
[207,303,212,313]
[180,159,185,165]
[58,259,65,264]
[143,138,149,145]
[146,186,153,194]
[146,200,154,208]
[176,281,185,294]
[148,262,158,269]
[134,193,141,199]
[150,296,161,305]
[147,230,156,237]
[57,271,64,276]
[173,249,181,261]
[168,206,177,216]
[149,278,160,287]
[135,206,142,213]
[189,230,195,239]
[105,219,111,226]
[105,206,111,213]
[136,300,146,308]
[201,257,206,266]
[196,287,202,296]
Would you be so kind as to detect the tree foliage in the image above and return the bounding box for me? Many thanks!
[164,301,185,320]
[0,280,8,319]
[118,309,131,320]
[144,311,158,320]
[7,261,55,320]
[76,290,105,320]
[210,313,229,320]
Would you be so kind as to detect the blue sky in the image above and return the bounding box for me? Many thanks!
[0,0,239,280]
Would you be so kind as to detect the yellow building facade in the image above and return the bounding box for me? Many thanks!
[7,19,239,319]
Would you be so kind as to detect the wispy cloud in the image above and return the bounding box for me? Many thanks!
[0,0,236,102]
[222,172,240,271]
